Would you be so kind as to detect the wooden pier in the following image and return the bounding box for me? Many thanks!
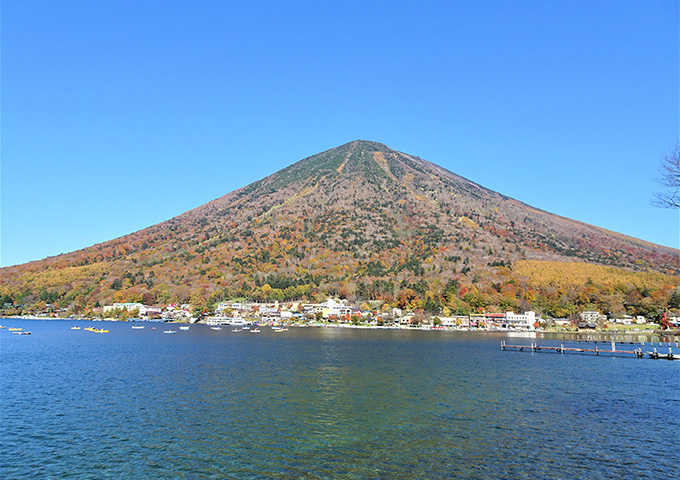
[501,340,680,360]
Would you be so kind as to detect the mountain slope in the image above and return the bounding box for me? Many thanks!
[1,140,678,317]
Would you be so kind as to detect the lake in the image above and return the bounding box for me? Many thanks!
[1,319,678,479]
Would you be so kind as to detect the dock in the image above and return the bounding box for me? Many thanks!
[501,340,680,360]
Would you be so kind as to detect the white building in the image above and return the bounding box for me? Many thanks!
[439,316,470,328]
[505,311,536,330]
[259,305,278,315]
[580,311,606,323]
[320,299,352,318]
[103,302,144,313]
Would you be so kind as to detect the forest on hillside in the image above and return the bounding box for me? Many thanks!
[2,256,678,325]
[2,141,678,324]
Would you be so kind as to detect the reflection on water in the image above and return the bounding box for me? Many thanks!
[0,320,678,479]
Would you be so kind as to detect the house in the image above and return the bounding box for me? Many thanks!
[262,311,282,320]
[469,314,487,328]
[439,316,470,328]
[553,318,571,328]
[580,311,605,323]
[139,306,162,318]
[259,305,278,315]
[484,313,506,328]
[611,315,634,325]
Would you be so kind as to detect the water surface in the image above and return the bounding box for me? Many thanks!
[1,320,678,479]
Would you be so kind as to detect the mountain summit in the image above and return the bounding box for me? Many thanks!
[1,140,678,316]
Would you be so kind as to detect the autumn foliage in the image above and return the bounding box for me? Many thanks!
[1,141,678,320]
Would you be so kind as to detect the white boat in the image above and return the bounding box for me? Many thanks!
[179,326,190,331]
[250,328,261,333]
[163,330,176,334]
[211,326,222,331]
[131,325,145,329]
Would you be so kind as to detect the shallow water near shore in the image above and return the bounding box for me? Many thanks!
[1,319,678,479]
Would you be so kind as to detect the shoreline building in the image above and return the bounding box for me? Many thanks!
[504,311,537,330]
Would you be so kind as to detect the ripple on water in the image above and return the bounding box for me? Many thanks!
[1,323,678,479]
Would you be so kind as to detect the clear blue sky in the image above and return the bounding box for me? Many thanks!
[2,0,679,267]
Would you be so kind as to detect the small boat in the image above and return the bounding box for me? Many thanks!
[71,326,81,330]
[13,331,31,335]
[8,327,23,332]
[211,326,222,331]
[164,330,177,334]
[0,325,7,329]
[85,327,108,333]
[232,329,241,332]
[276,328,289,332]
[179,326,190,331]
[250,328,261,333]
[131,325,145,329]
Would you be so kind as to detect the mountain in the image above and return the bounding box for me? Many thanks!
[2,140,679,318]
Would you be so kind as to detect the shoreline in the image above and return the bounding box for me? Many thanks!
[2,315,679,338]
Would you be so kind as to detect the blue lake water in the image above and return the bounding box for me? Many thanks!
[1,319,678,479]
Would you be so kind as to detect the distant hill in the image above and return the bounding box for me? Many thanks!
[2,140,679,319]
